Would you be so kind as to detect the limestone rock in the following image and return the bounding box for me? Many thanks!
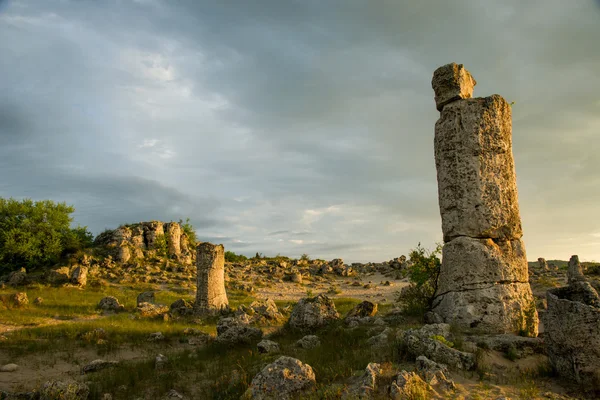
[165,222,181,257]
[296,335,320,349]
[434,94,522,241]
[216,316,263,345]
[40,380,90,400]
[170,298,194,316]
[97,296,124,313]
[257,339,280,354]
[143,221,165,249]
[415,356,455,390]
[403,324,475,370]
[137,291,155,306]
[71,266,88,287]
[544,285,600,386]
[81,359,119,374]
[0,363,18,372]
[288,294,340,331]
[10,292,28,307]
[346,301,378,319]
[342,362,382,399]
[389,371,431,400]
[567,255,585,285]
[45,267,70,284]
[137,303,169,318]
[244,356,316,400]
[195,242,229,315]
[538,258,548,271]
[432,281,537,335]
[432,62,476,112]
[7,270,26,287]
[155,354,168,370]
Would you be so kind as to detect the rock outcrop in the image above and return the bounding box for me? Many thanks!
[431,63,537,336]
[288,294,340,331]
[195,242,229,315]
[93,221,194,264]
[543,265,600,387]
[244,356,316,400]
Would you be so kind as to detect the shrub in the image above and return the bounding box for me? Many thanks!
[396,243,442,317]
[153,234,168,257]
[0,197,93,273]
[300,253,310,262]
[178,218,197,247]
[225,251,248,263]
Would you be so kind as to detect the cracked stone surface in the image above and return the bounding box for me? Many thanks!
[195,242,229,314]
[431,64,537,335]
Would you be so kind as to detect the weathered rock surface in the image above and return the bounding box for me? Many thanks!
[137,291,155,306]
[346,301,378,319]
[431,64,537,335]
[97,296,124,312]
[40,380,90,400]
[195,242,229,315]
[0,363,18,372]
[567,255,585,285]
[288,294,339,331]
[216,316,263,344]
[342,362,382,399]
[10,292,28,307]
[434,94,522,241]
[544,282,600,386]
[538,258,548,271]
[390,371,431,400]
[402,324,475,370]
[7,270,27,287]
[244,356,316,400]
[415,356,455,390]
[432,62,476,112]
[81,359,119,374]
[70,266,88,287]
[295,335,320,349]
[257,339,280,354]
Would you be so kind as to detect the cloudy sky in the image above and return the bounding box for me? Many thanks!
[1,0,599,262]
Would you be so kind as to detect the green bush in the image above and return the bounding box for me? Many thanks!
[396,243,442,317]
[225,251,248,263]
[0,197,93,273]
[179,218,197,247]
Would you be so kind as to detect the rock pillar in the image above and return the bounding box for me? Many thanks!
[431,63,538,335]
[195,242,229,314]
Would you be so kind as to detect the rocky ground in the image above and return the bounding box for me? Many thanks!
[0,227,599,399]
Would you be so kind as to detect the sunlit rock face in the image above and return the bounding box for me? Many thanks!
[195,242,229,315]
[431,63,537,336]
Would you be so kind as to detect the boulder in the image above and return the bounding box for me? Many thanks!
[216,316,263,345]
[415,356,455,390]
[431,62,476,112]
[342,362,382,399]
[97,296,124,312]
[170,299,194,316]
[402,324,475,370]
[257,340,280,354]
[244,356,316,400]
[137,291,155,306]
[295,335,320,349]
[288,294,339,331]
[40,380,90,400]
[543,285,600,386]
[7,270,26,287]
[81,359,119,374]
[389,371,431,400]
[346,301,378,319]
[10,292,28,307]
[0,364,18,372]
[71,266,88,287]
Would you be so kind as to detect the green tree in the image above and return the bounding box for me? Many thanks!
[0,197,92,272]
[179,218,197,247]
[396,242,442,316]
[225,251,248,263]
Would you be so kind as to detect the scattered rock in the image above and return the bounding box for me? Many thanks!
[82,359,119,374]
[7,270,27,287]
[244,356,316,400]
[170,299,194,316]
[415,356,455,390]
[257,339,280,354]
[137,291,155,306]
[155,354,168,370]
[137,302,169,319]
[389,371,431,400]
[10,292,28,307]
[33,297,43,305]
[346,301,378,319]
[343,362,382,399]
[402,324,475,370]
[148,332,165,342]
[296,335,320,349]
[424,311,444,324]
[0,364,18,372]
[40,380,90,400]
[163,389,184,399]
[97,296,124,313]
[216,316,263,344]
[288,294,339,331]
[71,266,88,287]
[367,327,393,348]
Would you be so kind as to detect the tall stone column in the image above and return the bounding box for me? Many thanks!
[431,63,538,335]
[195,242,229,314]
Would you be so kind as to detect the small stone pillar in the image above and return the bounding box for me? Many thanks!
[537,258,548,271]
[195,242,229,314]
[567,255,584,284]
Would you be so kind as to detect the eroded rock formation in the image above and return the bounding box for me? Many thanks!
[94,221,194,264]
[431,63,537,335]
[195,242,229,315]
